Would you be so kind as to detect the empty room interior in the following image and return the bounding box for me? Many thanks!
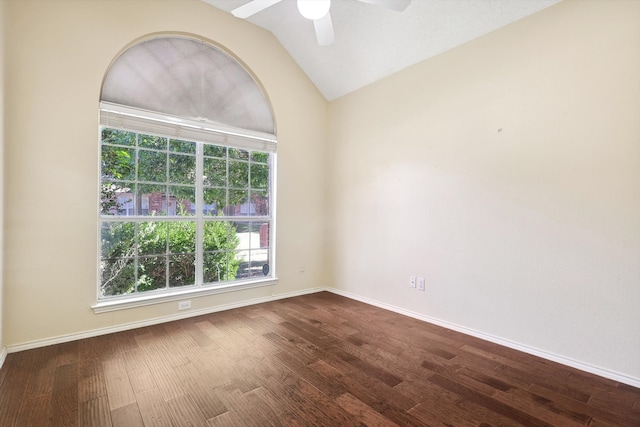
[1,0,639,425]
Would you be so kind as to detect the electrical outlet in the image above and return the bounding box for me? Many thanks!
[417,277,425,291]
[409,276,416,288]
[178,300,191,310]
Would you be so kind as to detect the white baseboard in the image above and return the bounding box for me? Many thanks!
[6,287,325,354]
[326,287,640,389]
[0,346,7,371]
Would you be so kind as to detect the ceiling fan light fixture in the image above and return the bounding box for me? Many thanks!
[297,0,331,20]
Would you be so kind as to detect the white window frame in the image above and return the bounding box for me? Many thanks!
[93,103,277,313]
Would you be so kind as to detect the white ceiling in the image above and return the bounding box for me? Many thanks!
[202,0,561,101]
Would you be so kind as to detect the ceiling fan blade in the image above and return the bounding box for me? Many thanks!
[357,0,411,12]
[231,0,282,19]
[313,13,335,46]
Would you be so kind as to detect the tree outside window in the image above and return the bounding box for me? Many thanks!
[100,128,272,298]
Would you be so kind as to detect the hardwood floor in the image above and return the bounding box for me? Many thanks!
[0,292,638,426]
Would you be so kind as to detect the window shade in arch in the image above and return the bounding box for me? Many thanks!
[100,36,276,152]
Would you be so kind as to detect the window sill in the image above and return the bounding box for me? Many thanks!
[92,278,278,314]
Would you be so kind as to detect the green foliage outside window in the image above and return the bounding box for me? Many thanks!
[100,218,240,297]
[99,128,270,298]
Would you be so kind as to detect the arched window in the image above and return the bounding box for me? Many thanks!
[97,35,276,309]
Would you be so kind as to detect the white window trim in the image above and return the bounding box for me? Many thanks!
[100,102,276,152]
[92,278,278,314]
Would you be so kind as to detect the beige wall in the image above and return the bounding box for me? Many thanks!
[3,0,327,346]
[0,0,5,358]
[327,0,640,382]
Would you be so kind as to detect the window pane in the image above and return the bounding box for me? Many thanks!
[249,222,270,249]
[101,182,133,216]
[234,221,250,279]
[168,221,196,254]
[203,188,225,216]
[233,221,271,280]
[138,256,166,292]
[250,163,268,189]
[203,158,226,187]
[138,150,166,182]
[228,190,248,216]
[204,252,233,283]
[139,134,167,150]
[203,221,239,283]
[251,151,268,163]
[248,221,270,278]
[204,145,226,157]
[228,161,248,188]
[170,139,196,154]
[235,248,270,280]
[100,257,135,297]
[138,222,167,256]
[234,249,250,280]
[116,192,135,216]
[229,148,249,160]
[169,186,195,216]
[203,221,238,252]
[251,190,269,216]
[101,146,135,181]
[203,252,224,282]
[169,254,195,287]
[102,129,135,146]
[101,222,135,258]
[169,153,195,184]
[249,250,270,278]
[137,185,167,216]
[100,221,137,296]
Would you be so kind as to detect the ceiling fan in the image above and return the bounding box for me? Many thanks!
[231,0,411,46]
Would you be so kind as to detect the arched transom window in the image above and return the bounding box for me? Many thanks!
[96,35,276,310]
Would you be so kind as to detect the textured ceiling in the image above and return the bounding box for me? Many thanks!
[202,0,562,101]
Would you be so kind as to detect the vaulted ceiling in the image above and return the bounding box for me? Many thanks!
[202,0,561,100]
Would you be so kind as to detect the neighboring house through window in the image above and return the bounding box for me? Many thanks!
[97,35,277,307]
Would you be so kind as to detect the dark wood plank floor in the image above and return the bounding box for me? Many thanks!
[0,292,638,426]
